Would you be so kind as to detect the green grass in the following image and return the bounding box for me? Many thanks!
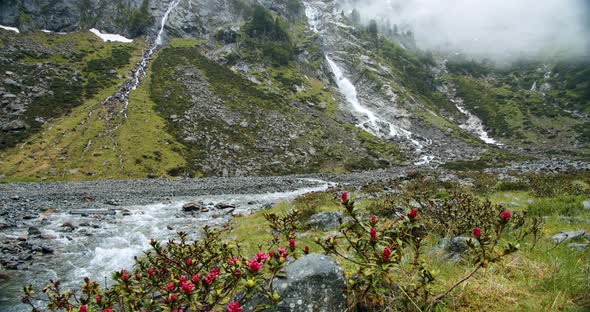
[221,173,590,311]
[0,37,187,181]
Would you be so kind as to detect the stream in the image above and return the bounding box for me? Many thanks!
[0,178,333,311]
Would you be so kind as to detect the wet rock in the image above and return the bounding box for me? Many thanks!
[41,246,54,254]
[27,227,41,236]
[306,212,344,231]
[104,200,121,206]
[182,202,206,212]
[215,202,235,209]
[552,230,586,244]
[243,254,347,312]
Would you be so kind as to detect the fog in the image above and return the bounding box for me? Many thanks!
[339,0,590,62]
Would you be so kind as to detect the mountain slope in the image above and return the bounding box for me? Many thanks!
[0,0,588,181]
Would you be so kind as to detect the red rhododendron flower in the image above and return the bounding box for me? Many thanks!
[268,250,275,259]
[84,277,90,284]
[227,301,243,312]
[472,227,481,239]
[370,215,377,225]
[95,295,101,303]
[341,192,348,203]
[254,252,268,262]
[166,283,175,291]
[500,210,511,221]
[383,247,391,262]
[289,239,296,251]
[150,238,155,245]
[229,257,240,265]
[170,293,177,301]
[103,309,113,312]
[408,209,418,219]
[186,258,193,265]
[304,245,310,254]
[80,305,87,312]
[121,272,129,281]
[135,273,141,280]
[191,274,200,283]
[181,281,195,294]
[370,228,377,242]
[147,268,154,277]
[203,269,220,286]
[247,259,264,272]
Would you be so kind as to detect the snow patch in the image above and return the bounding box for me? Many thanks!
[89,28,133,43]
[0,25,19,33]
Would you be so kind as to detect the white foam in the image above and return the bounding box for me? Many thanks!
[0,25,19,33]
[155,0,182,46]
[89,28,133,43]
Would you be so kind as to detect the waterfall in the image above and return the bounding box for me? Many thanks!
[155,0,183,46]
[326,56,423,149]
[111,0,182,120]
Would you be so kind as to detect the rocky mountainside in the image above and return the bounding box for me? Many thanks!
[0,0,588,181]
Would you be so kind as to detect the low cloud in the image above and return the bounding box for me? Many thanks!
[339,0,590,62]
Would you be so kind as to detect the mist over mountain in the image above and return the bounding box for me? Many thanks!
[339,0,590,62]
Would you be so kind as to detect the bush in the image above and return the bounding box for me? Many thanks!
[23,192,527,312]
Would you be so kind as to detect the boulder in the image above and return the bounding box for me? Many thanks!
[182,202,208,212]
[583,200,590,210]
[243,254,347,312]
[27,227,41,236]
[215,202,236,210]
[552,230,586,244]
[306,212,344,231]
[567,243,588,251]
[437,237,474,260]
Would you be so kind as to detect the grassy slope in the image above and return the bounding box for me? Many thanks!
[223,175,590,311]
[0,32,186,181]
[447,61,589,155]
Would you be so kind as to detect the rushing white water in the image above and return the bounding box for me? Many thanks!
[530,81,537,91]
[0,179,333,312]
[304,1,426,152]
[155,0,182,46]
[89,28,133,43]
[326,56,424,149]
[451,98,502,145]
[110,0,182,121]
[0,25,19,33]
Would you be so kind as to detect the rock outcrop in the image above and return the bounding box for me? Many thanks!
[244,253,348,312]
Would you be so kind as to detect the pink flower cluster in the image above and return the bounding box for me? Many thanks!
[203,268,220,286]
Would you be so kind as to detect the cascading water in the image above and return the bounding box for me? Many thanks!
[325,56,423,149]
[111,0,183,120]
[304,0,429,161]
[450,97,501,145]
[0,179,333,311]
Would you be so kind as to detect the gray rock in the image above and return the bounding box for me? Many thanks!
[27,227,41,236]
[1,120,26,131]
[215,202,236,209]
[306,212,343,230]
[437,237,474,260]
[182,202,208,212]
[244,254,347,312]
[567,243,589,251]
[552,230,586,244]
[583,201,590,210]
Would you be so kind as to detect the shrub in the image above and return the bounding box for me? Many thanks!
[313,192,520,311]
[22,228,298,311]
[22,192,526,312]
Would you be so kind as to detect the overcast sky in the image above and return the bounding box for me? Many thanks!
[339,0,590,62]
